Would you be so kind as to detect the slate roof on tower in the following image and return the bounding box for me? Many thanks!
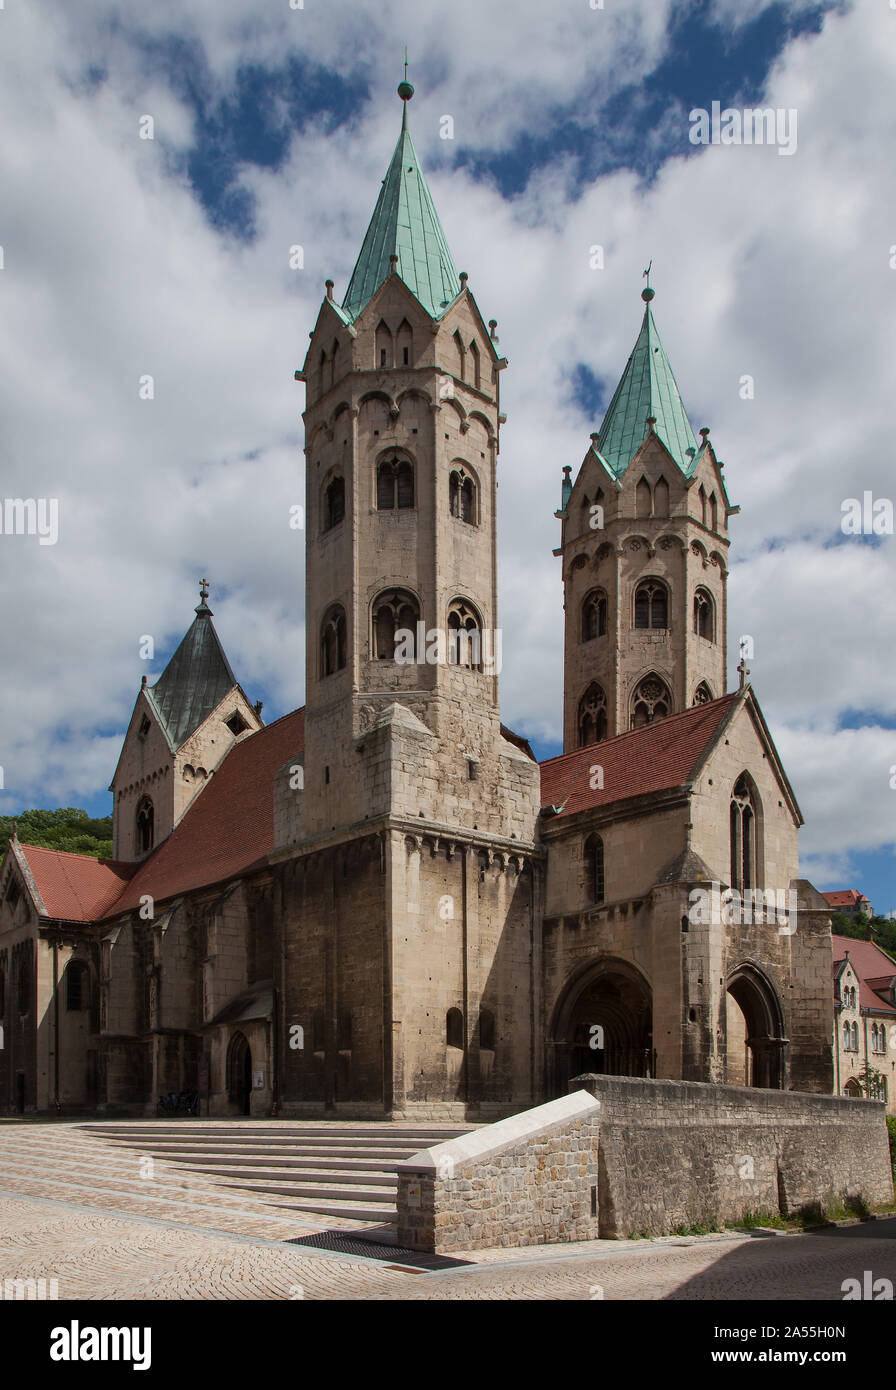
[341,81,460,322]
[146,588,239,749]
[594,288,698,478]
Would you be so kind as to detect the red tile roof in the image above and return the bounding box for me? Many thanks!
[15,845,135,923]
[823,890,870,909]
[832,934,896,1014]
[107,707,305,917]
[539,694,737,819]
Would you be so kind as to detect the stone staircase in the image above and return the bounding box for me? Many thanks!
[81,1122,472,1225]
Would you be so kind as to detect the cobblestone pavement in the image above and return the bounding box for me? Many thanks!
[0,1123,894,1300]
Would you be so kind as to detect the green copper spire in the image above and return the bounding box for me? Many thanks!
[342,72,460,322]
[594,283,698,477]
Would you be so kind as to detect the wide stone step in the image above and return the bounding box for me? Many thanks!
[183,1165,398,1189]
[82,1125,469,1142]
[150,1151,402,1173]
[216,1179,396,1202]
[99,1140,423,1162]
[265,1197,397,1222]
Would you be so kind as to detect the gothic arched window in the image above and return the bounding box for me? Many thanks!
[631,675,672,729]
[634,578,668,629]
[469,340,481,390]
[320,605,347,677]
[709,492,719,532]
[654,476,669,517]
[585,833,605,905]
[582,590,607,642]
[693,681,713,706]
[578,682,608,747]
[372,589,420,660]
[324,476,345,531]
[449,469,476,524]
[377,457,414,510]
[636,477,652,518]
[447,598,482,669]
[699,484,708,527]
[842,1022,850,1050]
[693,587,714,641]
[729,774,759,892]
[136,796,154,853]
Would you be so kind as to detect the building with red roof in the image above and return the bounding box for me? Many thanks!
[0,87,837,1120]
[832,934,895,1112]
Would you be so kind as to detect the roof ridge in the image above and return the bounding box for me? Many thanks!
[539,692,735,769]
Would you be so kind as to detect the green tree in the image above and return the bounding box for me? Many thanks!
[0,808,113,861]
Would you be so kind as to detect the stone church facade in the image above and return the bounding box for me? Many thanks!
[0,83,835,1119]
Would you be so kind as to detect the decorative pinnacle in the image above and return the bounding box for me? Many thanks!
[642,260,654,302]
[699,426,710,440]
[196,578,212,616]
[737,656,750,690]
[398,47,414,105]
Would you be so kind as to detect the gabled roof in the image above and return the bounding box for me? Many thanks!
[342,97,460,322]
[148,594,239,749]
[832,934,896,1014]
[10,842,135,923]
[539,694,737,821]
[594,291,698,478]
[108,707,305,916]
[823,890,871,909]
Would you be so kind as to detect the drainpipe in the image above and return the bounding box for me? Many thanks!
[52,941,61,1114]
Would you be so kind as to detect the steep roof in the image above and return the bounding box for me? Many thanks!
[832,934,896,1014]
[539,694,737,820]
[823,890,871,909]
[342,99,460,322]
[148,595,238,749]
[108,708,306,916]
[594,291,698,478]
[12,843,135,923]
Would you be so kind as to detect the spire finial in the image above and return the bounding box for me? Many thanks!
[196,577,212,616]
[398,48,414,120]
[641,260,655,303]
[737,656,750,690]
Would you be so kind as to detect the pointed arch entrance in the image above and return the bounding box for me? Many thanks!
[726,964,786,1089]
[227,1031,253,1115]
[548,958,654,1098]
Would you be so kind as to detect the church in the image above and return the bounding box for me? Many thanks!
[0,80,835,1119]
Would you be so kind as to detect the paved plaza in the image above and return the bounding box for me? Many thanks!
[0,1121,893,1301]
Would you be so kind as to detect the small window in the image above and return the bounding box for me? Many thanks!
[6,880,21,912]
[225,711,249,736]
[320,605,347,677]
[136,795,154,854]
[582,590,607,642]
[449,469,476,524]
[446,1008,464,1050]
[578,683,607,746]
[693,587,714,641]
[585,834,605,905]
[138,715,151,740]
[324,476,345,531]
[66,962,90,1012]
[631,675,672,729]
[447,599,482,669]
[634,579,668,630]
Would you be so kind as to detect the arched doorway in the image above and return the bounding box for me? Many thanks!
[227,1032,252,1115]
[549,959,654,1098]
[726,964,786,1089]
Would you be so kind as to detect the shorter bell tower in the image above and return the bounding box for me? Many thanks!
[557,283,739,751]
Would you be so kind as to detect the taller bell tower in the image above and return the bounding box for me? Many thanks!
[557,284,739,752]
[296,75,527,841]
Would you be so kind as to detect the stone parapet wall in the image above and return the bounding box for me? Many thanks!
[576,1074,893,1238]
[396,1092,601,1251]
[395,1077,894,1251]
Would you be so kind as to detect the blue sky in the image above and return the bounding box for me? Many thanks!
[1,0,894,914]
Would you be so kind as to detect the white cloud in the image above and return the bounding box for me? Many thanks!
[1,0,894,889]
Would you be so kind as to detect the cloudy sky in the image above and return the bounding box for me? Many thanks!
[1,0,894,910]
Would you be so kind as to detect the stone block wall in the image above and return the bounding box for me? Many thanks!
[396,1092,601,1251]
[396,1077,893,1252]
[577,1074,893,1238]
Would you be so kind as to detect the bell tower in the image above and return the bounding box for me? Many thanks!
[557,283,739,752]
[296,75,525,840]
